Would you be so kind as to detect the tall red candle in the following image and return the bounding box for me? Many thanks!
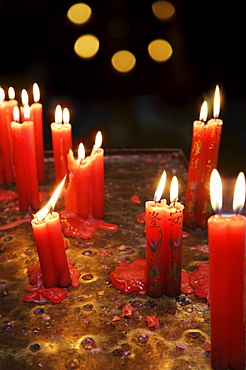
[208,170,245,369]
[90,131,104,219]
[51,105,72,183]
[32,177,71,288]
[184,86,223,229]
[11,105,40,211]
[162,176,184,297]
[146,170,166,297]
[65,144,92,218]
[184,101,207,228]
[0,88,15,184]
[30,83,45,183]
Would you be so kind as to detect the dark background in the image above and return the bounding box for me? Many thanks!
[0,0,246,177]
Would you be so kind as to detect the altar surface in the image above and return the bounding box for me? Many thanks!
[0,149,220,369]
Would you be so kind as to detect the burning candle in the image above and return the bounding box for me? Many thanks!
[6,87,18,121]
[30,83,45,183]
[184,86,223,229]
[0,87,15,184]
[146,170,166,297]
[11,105,40,211]
[208,169,245,369]
[31,176,71,288]
[51,105,73,183]
[90,131,105,219]
[20,89,29,122]
[162,176,184,297]
[65,143,92,218]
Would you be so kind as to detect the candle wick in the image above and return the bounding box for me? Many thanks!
[171,198,178,206]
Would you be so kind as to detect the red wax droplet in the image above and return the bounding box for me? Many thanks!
[181,270,194,294]
[60,213,98,239]
[0,188,16,201]
[136,211,146,224]
[147,315,160,328]
[97,220,118,231]
[110,258,147,295]
[182,231,190,238]
[130,195,141,204]
[121,303,133,318]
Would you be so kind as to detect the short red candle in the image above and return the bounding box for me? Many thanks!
[30,83,45,183]
[146,170,166,297]
[208,170,245,369]
[0,88,15,184]
[65,145,92,218]
[11,105,40,211]
[51,105,72,183]
[90,131,104,219]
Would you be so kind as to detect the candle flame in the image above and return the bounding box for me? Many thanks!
[0,87,5,101]
[21,89,29,106]
[63,108,70,124]
[33,83,40,103]
[78,143,85,162]
[34,176,67,221]
[55,105,62,124]
[153,170,166,203]
[210,169,223,214]
[233,172,245,214]
[199,101,208,122]
[95,131,102,149]
[8,87,15,100]
[213,85,220,118]
[23,104,30,121]
[170,176,178,204]
[13,106,20,122]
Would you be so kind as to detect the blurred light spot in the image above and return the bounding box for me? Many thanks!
[111,50,136,73]
[67,3,92,25]
[74,34,99,59]
[148,39,173,62]
[152,1,175,21]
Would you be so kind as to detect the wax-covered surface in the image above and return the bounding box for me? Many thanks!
[0,149,222,369]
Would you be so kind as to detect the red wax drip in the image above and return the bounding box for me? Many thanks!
[0,215,33,230]
[130,195,141,204]
[60,212,118,239]
[110,258,210,302]
[23,259,81,303]
[136,211,146,224]
[0,187,16,201]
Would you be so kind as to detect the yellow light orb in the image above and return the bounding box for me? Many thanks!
[111,50,136,73]
[152,1,175,21]
[74,34,99,59]
[148,39,173,62]
[67,3,92,25]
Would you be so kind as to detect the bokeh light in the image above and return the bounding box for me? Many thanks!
[152,1,175,21]
[67,3,92,25]
[74,34,99,59]
[148,39,173,62]
[111,50,136,73]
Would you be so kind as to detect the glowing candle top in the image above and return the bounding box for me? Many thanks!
[210,169,223,214]
[153,170,166,203]
[233,172,246,214]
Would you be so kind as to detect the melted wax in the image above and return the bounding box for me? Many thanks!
[60,212,118,239]
[110,258,210,302]
[23,259,81,303]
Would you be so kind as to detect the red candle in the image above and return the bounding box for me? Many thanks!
[6,87,18,122]
[146,170,166,297]
[208,170,245,369]
[0,88,15,184]
[11,105,40,211]
[30,83,45,183]
[90,131,104,219]
[65,144,92,218]
[162,176,184,297]
[32,177,71,288]
[184,86,223,229]
[184,101,207,228]
[20,89,29,122]
[51,105,73,183]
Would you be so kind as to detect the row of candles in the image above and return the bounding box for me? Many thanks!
[0,83,245,368]
[0,84,104,218]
